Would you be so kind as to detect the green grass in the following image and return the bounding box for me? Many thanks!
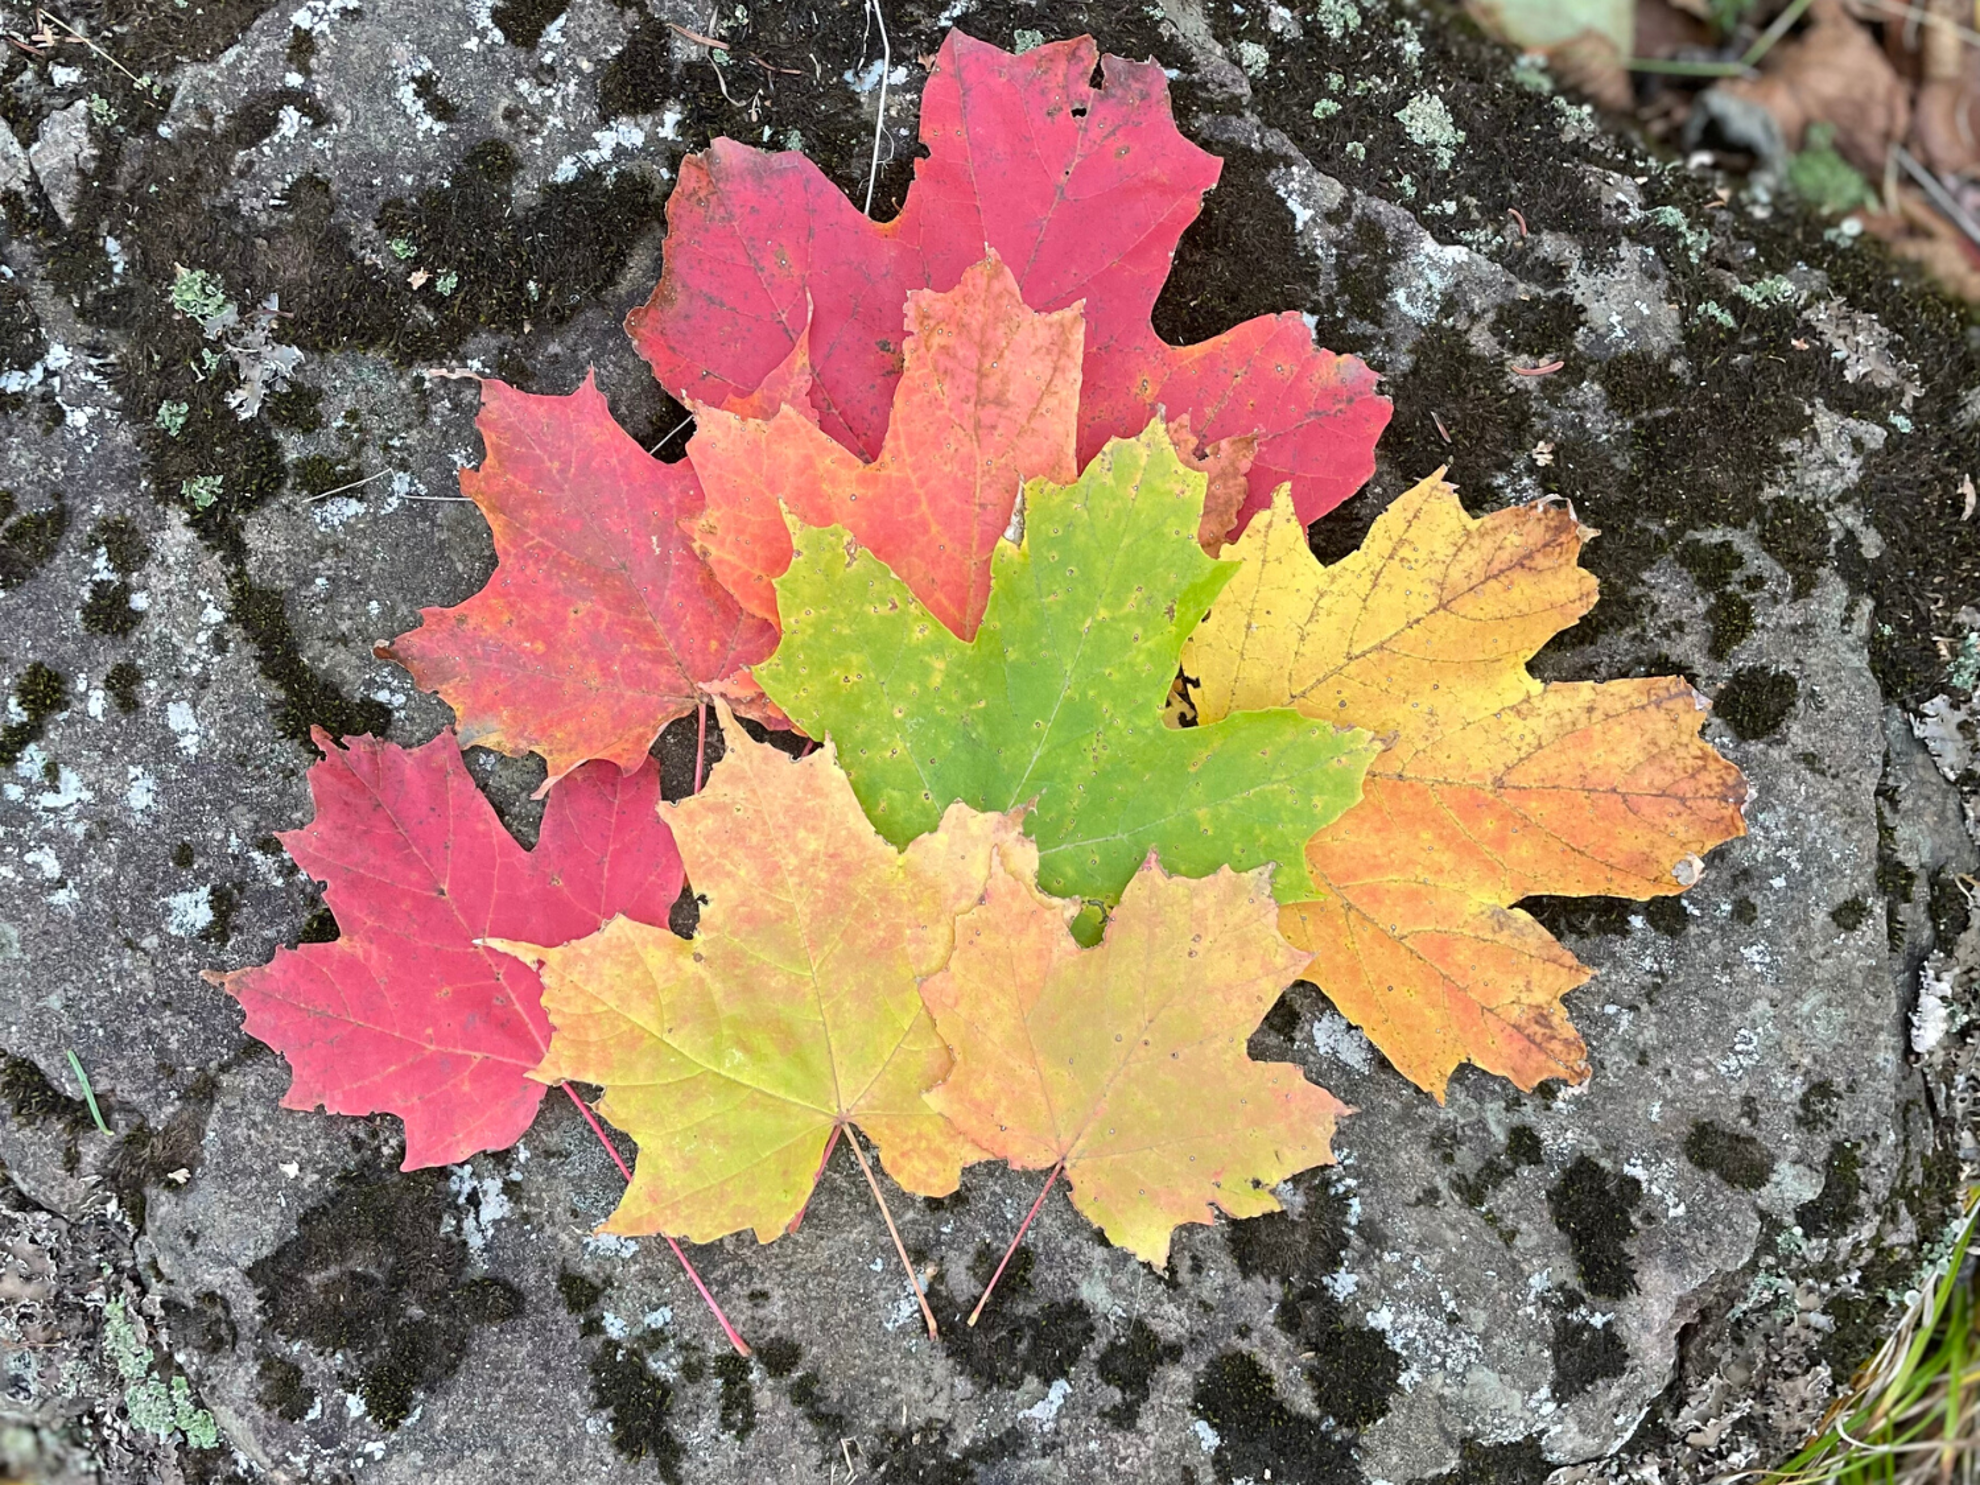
[1764,1188,1977,1485]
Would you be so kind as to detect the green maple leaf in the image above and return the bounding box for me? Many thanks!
[756,420,1379,908]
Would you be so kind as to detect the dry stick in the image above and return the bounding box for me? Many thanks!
[1861,0,1980,51]
[861,0,891,217]
[648,413,694,455]
[1738,0,1812,67]
[30,9,143,85]
[1625,0,1811,77]
[1895,145,1980,251]
[842,1127,938,1337]
[968,1161,1062,1326]
[304,469,394,501]
[666,19,729,49]
[558,1081,751,1357]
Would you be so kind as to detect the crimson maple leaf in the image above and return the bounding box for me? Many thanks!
[210,728,681,1168]
[381,374,779,786]
[630,29,1389,537]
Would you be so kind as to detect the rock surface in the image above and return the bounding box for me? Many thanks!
[0,1,1973,1482]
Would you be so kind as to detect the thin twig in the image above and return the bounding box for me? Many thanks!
[304,469,394,501]
[692,699,709,794]
[25,9,142,84]
[667,20,729,49]
[65,1050,110,1135]
[1739,0,1813,67]
[969,1162,1061,1326]
[649,413,695,455]
[1896,145,1980,251]
[1857,0,1980,53]
[862,0,891,217]
[558,1082,751,1357]
[843,1126,937,1337]
[1625,56,1755,77]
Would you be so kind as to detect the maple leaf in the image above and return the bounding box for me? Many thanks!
[1181,474,1749,1097]
[212,728,681,1168]
[687,254,1082,641]
[920,849,1344,1269]
[381,373,779,787]
[629,29,1389,536]
[754,419,1380,909]
[488,709,1026,1246]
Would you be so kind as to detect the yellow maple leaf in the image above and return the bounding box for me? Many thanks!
[921,850,1343,1269]
[1181,472,1749,1098]
[488,704,1027,1245]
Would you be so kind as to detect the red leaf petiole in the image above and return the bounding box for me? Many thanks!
[968,1161,1062,1326]
[559,1081,750,1357]
[785,1124,841,1236]
[843,1126,939,1338]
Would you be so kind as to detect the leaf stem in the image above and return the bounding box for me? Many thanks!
[969,1162,1062,1327]
[558,1081,750,1357]
[842,1125,937,1337]
[693,698,709,794]
[785,1124,841,1235]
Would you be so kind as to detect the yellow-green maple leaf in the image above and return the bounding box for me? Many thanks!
[755,419,1378,909]
[488,707,1028,1242]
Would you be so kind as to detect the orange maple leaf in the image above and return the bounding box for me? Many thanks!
[1181,472,1749,1098]
[685,253,1083,641]
[921,849,1343,1268]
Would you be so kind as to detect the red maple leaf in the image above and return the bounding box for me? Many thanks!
[628,29,1389,536]
[211,727,682,1169]
[381,374,779,786]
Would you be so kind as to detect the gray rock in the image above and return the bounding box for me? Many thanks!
[0,117,30,197]
[28,100,95,225]
[0,0,1972,1482]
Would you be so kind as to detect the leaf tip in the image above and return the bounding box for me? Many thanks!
[477,936,547,970]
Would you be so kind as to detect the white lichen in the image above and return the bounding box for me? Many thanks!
[1735,274,1803,308]
[162,886,213,938]
[1313,0,1361,42]
[1394,92,1464,172]
[165,700,202,757]
[1646,205,1710,263]
[1312,1010,1374,1073]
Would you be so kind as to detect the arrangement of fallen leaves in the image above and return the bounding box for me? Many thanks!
[212,30,1748,1348]
[1477,0,1980,303]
